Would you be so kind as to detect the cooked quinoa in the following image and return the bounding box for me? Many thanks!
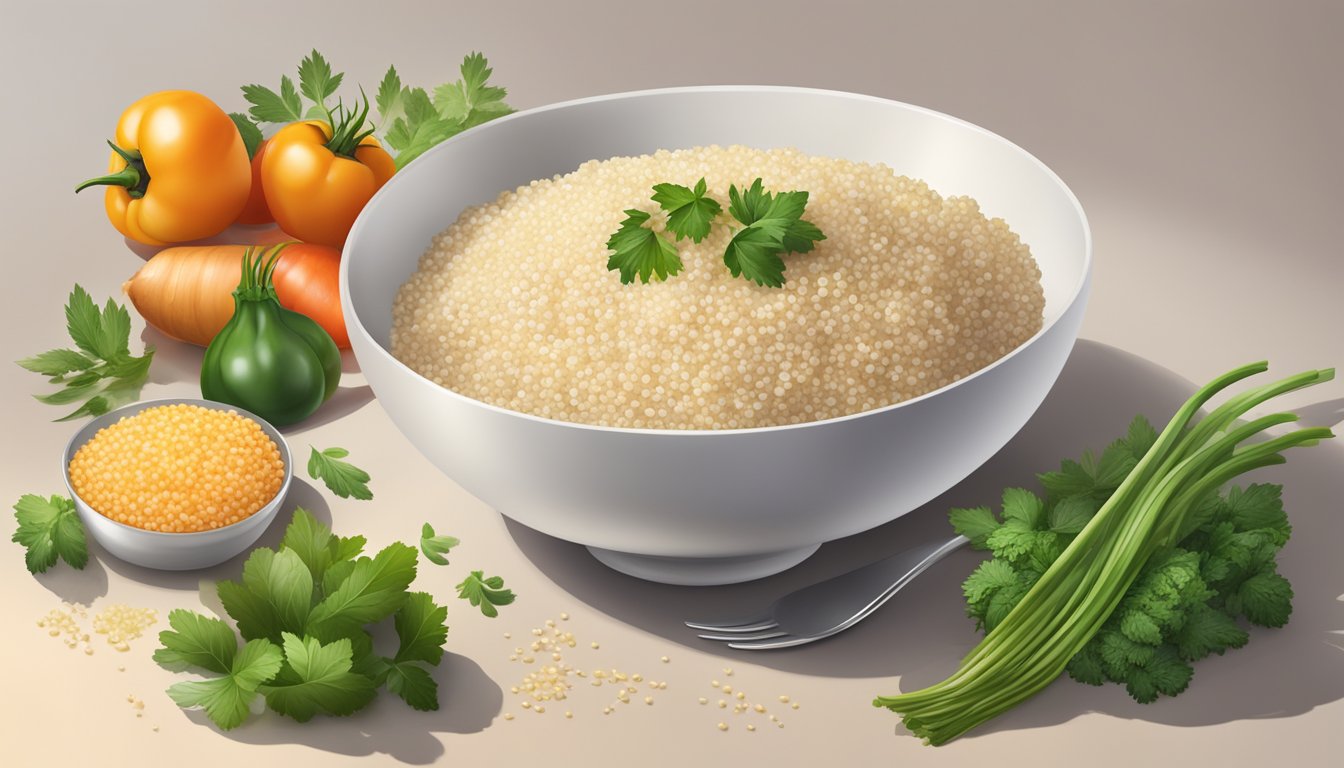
[391,146,1044,430]
[68,404,285,532]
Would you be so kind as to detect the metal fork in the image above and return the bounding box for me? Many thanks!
[685,534,969,649]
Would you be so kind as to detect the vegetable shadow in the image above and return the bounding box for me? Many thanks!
[280,384,376,436]
[181,651,500,764]
[143,326,203,386]
[504,339,1344,731]
[32,545,110,605]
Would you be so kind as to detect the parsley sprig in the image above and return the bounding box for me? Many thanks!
[11,494,87,574]
[456,570,516,618]
[17,285,154,421]
[156,509,452,729]
[240,50,513,171]
[307,446,372,500]
[605,177,824,287]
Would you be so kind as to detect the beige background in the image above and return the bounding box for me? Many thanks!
[2,1,1341,766]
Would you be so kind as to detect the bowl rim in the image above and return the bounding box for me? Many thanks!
[342,84,1094,437]
[61,397,293,539]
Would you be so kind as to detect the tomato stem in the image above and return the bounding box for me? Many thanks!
[324,88,376,159]
[75,141,151,198]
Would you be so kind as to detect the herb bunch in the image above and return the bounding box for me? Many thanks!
[156,509,449,729]
[606,177,825,288]
[952,415,1295,703]
[17,285,154,421]
[239,49,513,171]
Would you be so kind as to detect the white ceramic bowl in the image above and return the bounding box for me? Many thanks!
[61,398,293,570]
[342,86,1091,585]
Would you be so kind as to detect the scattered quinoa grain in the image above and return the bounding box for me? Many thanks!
[698,697,708,705]
[559,612,569,620]
[391,146,1044,430]
[717,722,728,731]
[660,655,669,663]
[747,724,756,732]
[792,702,800,710]
[779,695,790,703]
[68,404,284,532]
[503,713,514,721]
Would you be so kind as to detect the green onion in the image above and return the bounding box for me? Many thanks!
[874,363,1334,744]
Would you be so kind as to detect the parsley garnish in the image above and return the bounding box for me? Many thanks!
[456,570,516,618]
[951,415,1297,704]
[652,177,722,243]
[605,209,683,284]
[157,509,454,729]
[11,494,87,574]
[17,285,154,421]
[307,446,372,501]
[419,523,459,566]
[604,177,824,288]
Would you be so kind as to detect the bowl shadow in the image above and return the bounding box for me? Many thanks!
[504,339,1344,730]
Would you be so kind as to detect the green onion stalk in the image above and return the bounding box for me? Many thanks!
[874,363,1335,745]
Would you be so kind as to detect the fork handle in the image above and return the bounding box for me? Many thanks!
[802,533,970,636]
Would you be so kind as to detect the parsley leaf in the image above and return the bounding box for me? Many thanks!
[948,506,1000,549]
[375,65,405,126]
[1235,569,1293,627]
[419,523,459,566]
[243,75,304,124]
[394,592,449,665]
[297,49,343,112]
[308,446,373,501]
[605,209,682,285]
[228,112,263,159]
[652,178,722,243]
[384,661,439,711]
[306,543,418,640]
[456,570,515,618]
[723,224,787,288]
[262,633,377,722]
[157,610,284,731]
[432,52,513,129]
[11,494,87,573]
[18,285,154,421]
[723,180,824,286]
[280,508,365,583]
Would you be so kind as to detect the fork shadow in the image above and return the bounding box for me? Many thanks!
[504,339,1344,730]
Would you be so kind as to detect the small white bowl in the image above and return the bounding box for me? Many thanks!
[61,398,292,570]
[342,86,1092,585]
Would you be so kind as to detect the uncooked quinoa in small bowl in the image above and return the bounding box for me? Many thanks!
[61,398,293,570]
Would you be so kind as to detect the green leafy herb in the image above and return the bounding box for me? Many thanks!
[419,523,459,566]
[652,178,722,243]
[157,509,453,729]
[605,209,682,284]
[11,494,87,574]
[456,570,515,618]
[876,364,1333,744]
[17,285,154,421]
[229,113,263,159]
[241,50,512,170]
[307,446,372,501]
[604,178,824,288]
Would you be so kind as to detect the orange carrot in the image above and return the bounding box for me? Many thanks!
[124,243,349,348]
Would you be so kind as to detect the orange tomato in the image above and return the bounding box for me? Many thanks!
[235,139,274,226]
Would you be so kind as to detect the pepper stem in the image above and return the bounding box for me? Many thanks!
[75,141,151,198]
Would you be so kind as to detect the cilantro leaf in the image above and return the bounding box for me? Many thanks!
[297,49,343,111]
[229,113,263,160]
[262,633,377,722]
[384,661,438,711]
[948,506,1000,549]
[308,446,373,500]
[456,570,515,618]
[375,65,405,125]
[1066,643,1107,686]
[306,543,417,639]
[243,75,304,124]
[11,494,87,573]
[419,523,459,566]
[651,178,722,243]
[961,558,1017,608]
[433,52,513,128]
[723,225,787,288]
[19,285,153,421]
[1047,495,1096,535]
[1235,569,1293,627]
[1224,484,1290,544]
[394,592,448,665]
[1173,604,1248,660]
[153,609,239,674]
[1123,415,1158,458]
[606,209,682,284]
[1000,488,1045,529]
[280,507,364,584]
[727,178,772,224]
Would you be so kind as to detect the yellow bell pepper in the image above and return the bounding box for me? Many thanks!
[77,90,251,246]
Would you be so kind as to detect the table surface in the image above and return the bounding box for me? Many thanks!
[2,2,1341,766]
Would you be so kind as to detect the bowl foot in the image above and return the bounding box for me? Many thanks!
[585,543,821,586]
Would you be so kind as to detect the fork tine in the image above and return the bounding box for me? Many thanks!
[696,627,788,642]
[683,614,776,633]
[727,633,817,650]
